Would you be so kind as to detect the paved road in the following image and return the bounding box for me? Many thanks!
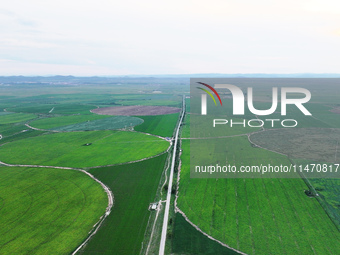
[159,96,185,255]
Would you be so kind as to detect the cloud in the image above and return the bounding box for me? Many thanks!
[301,0,340,15]
[0,38,58,48]
[1,0,340,75]
[0,8,38,28]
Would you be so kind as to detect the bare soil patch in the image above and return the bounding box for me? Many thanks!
[91,106,181,116]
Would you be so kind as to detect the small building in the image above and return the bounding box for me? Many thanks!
[149,202,158,210]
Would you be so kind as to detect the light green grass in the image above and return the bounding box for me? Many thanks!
[0,113,37,124]
[134,113,179,137]
[0,131,169,168]
[178,139,340,254]
[0,167,107,255]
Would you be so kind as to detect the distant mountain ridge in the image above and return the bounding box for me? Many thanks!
[0,74,340,84]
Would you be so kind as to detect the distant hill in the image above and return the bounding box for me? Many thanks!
[0,74,340,84]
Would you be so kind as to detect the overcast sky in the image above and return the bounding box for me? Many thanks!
[1,0,340,75]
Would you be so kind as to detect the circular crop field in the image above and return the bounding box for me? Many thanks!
[0,131,169,168]
[0,167,107,254]
[30,115,143,131]
[91,105,181,116]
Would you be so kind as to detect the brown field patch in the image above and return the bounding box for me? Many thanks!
[91,105,181,116]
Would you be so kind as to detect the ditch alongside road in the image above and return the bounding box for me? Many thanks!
[158,96,185,255]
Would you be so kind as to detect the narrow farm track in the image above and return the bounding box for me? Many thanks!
[25,123,59,132]
[25,122,171,143]
[145,150,172,254]
[1,118,172,254]
[88,149,170,169]
[0,159,114,255]
[22,123,173,169]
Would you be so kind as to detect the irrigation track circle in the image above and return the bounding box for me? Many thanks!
[91,106,181,116]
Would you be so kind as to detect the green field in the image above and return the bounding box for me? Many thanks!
[0,112,37,124]
[250,128,340,228]
[84,94,181,108]
[29,115,108,130]
[309,178,340,228]
[0,123,32,137]
[171,213,239,255]
[2,77,340,255]
[182,79,340,254]
[8,103,96,115]
[190,115,260,138]
[31,115,143,131]
[0,78,188,254]
[250,128,340,164]
[190,134,292,178]
[0,167,107,255]
[312,105,340,128]
[178,139,340,254]
[0,131,169,168]
[0,129,43,145]
[181,113,190,138]
[134,113,179,137]
[0,112,12,116]
[80,153,167,254]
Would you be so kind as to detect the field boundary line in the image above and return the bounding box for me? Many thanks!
[174,140,247,255]
[26,118,173,143]
[171,113,266,254]
[0,161,114,255]
[247,131,288,156]
[143,150,171,255]
[181,133,247,140]
[18,126,172,168]
[175,206,248,255]
[71,170,113,254]
[25,123,60,132]
[88,149,171,169]
[249,128,340,233]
